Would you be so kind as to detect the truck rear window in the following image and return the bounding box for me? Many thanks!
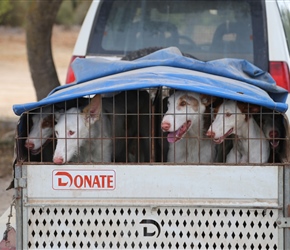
[87,0,267,70]
[277,1,290,54]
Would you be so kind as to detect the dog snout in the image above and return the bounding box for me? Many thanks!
[53,156,64,165]
[269,130,279,138]
[206,130,215,138]
[161,121,171,131]
[25,140,35,149]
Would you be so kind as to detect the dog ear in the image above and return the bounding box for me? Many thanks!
[249,105,261,114]
[237,102,261,114]
[83,94,102,124]
[200,94,216,106]
[54,109,64,123]
[169,88,177,96]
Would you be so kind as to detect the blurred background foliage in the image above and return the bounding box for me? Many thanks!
[0,0,92,27]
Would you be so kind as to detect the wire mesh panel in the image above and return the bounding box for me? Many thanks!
[16,89,288,165]
[25,206,279,249]
[14,87,289,249]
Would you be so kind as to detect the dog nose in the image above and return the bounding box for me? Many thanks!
[53,157,64,164]
[269,130,279,138]
[25,141,35,149]
[161,122,171,131]
[206,130,215,138]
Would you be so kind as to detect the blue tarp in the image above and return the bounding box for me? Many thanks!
[13,47,288,115]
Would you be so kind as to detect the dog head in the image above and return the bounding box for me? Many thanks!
[161,91,213,143]
[25,108,54,155]
[259,113,283,149]
[53,95,102,164]
[206,100,260,143]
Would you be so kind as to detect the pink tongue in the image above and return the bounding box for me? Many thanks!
[167,131,179,143]
[167,123,188,143]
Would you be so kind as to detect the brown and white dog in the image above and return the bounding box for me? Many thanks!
[161,91,216,163]
[255,112,284,150]
[206,100,270,163]
[25,99,89,159]
[25,106,54,155]
[254,111,284,162]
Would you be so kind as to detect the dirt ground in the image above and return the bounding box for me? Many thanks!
[0,25,80,216]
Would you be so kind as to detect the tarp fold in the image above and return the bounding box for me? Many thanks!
[13,47,288,115]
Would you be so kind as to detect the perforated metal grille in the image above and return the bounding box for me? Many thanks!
[26,206,279,249]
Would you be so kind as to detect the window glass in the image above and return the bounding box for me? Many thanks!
[89,0,266,67]
[277,0,290,53]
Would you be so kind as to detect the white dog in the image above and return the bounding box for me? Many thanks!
[161,91,216,163]
[206,100,270,163]
[53,94,112,164]
[53,90,150,164]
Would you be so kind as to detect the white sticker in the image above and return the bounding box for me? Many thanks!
[52,170,116,190]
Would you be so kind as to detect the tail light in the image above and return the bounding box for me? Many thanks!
[269,61,290,92]
[65,56,84,84]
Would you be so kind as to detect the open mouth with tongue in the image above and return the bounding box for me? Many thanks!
[167,120,192,143]
[269,139,280,148]
[213,128,234,144]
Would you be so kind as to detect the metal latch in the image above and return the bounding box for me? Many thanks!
[14,178,27,188]
[276,217,290,228]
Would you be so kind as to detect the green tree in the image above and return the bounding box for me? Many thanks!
[0,0,13,24]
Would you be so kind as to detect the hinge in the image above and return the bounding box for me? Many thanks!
[276,217,290,228]
[14,178,27,188]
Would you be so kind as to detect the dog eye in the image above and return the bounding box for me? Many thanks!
[226,112,232,117]
[68,130,75,136]
[180,101,187,106]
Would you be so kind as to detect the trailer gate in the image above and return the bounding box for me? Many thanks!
[15,164,284,249]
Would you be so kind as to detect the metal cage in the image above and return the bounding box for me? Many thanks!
[13,88,290,249]
[16,88,288,165]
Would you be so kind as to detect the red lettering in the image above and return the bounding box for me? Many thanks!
[54,171,115,189]
[84,175,92,188]
[55,171,73,187]
[93,175,101,188]
[74,175,83,188]
[107,175,113,188]
[58,178,68,187]
[100,175,106,188]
